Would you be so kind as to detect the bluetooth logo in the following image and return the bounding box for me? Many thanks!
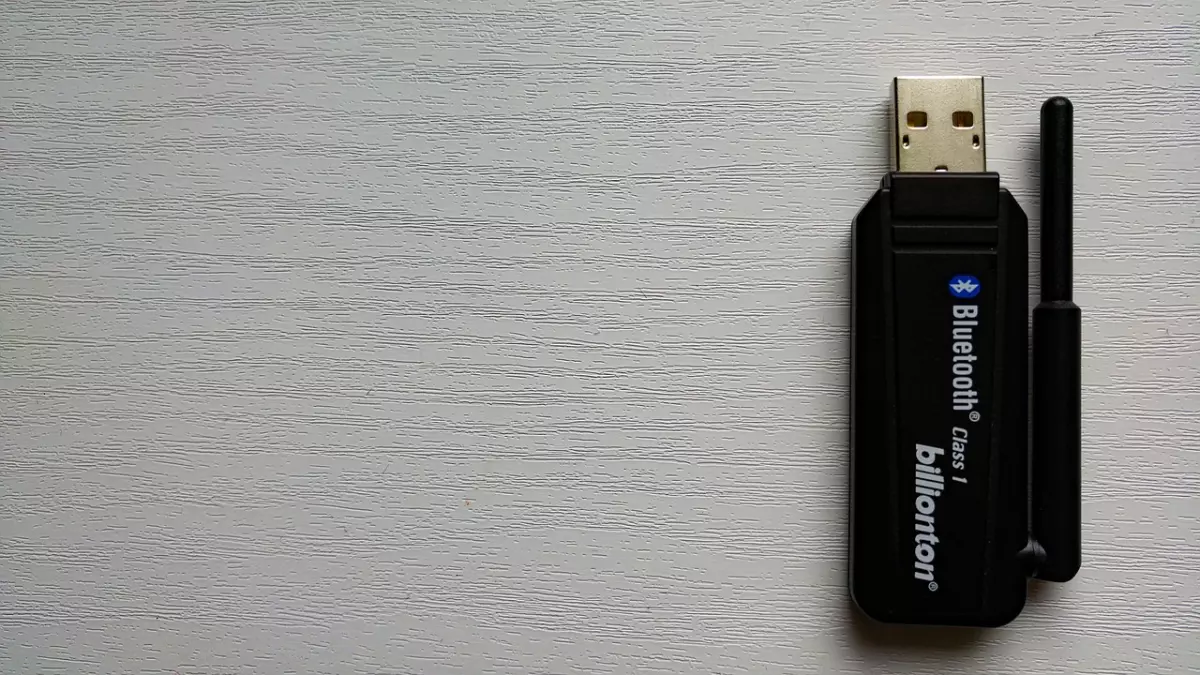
[949,275,981,299]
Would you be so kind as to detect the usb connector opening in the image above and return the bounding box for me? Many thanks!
[894,77,987,173]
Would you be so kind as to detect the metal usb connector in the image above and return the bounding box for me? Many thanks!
[894,77,986,173]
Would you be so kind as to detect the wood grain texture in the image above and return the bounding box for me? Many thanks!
[2,0,1198,672]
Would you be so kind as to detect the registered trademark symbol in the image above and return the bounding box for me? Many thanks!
[928,581,939,592]
[969,411,981,422]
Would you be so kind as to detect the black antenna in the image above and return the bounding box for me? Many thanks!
[1031,96,1081,582]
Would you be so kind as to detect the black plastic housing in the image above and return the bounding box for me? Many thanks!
[850,172,1030,626]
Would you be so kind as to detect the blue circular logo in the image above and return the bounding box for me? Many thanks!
[949,275,981,299]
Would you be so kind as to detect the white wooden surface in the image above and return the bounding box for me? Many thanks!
[2,1,1199,673]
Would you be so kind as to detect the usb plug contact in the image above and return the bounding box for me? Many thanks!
[894,77,986,173]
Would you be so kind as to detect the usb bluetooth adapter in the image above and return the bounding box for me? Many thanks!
[850,77,1081,627]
